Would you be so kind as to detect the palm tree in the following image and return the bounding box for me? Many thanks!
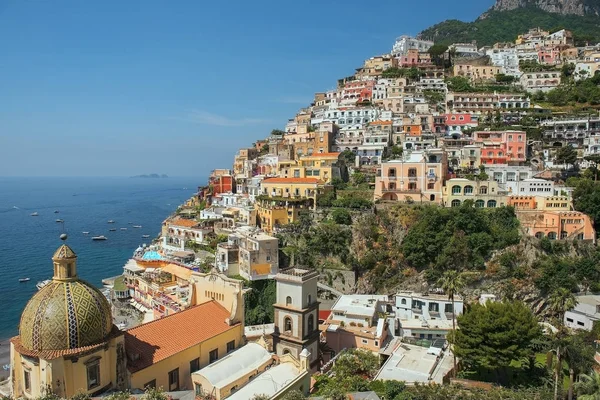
[575,370,600,400]
[548,287,578,324]
[437,269,465,377]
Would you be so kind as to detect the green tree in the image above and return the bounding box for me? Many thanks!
[451,301,542,384]
[446,76,473,92]
[270,129,285,136]
[280,390,306,400]
[340,150,356,166]
[555,145,578,168]
[437,270,465,376]
[496,73,517,84]
[331,208,352,225]
[142,387,168,400]
[572,178,600,230]
[390,145,403,159]
[584,155,600,181]
[548,287,578,323]
[575,370,600,400]
[351,172,367,185]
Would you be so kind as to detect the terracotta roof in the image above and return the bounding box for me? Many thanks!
[319,310,331,321]
[369,120,393,126]
[304,152,340,158]
[124,301,237,373]
[169,218,199,228]
[263,178,321,184]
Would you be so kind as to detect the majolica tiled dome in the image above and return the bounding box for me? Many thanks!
[18,244,113,351]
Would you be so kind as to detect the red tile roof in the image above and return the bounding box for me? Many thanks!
[304,152,340,158]
[319,310,331,321]
[369,120,393,126]
[263,178,321,184]
[124,301,238,373]
[169,218,199,228]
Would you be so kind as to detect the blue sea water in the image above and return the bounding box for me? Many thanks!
[0,176,203,340]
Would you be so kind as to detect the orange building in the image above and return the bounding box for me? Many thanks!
[517,210,596,242]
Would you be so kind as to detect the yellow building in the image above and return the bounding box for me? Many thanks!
[126,270,245,391]
[257,178,331,232]
[11,241,126,399]
[277,153,342,183]
[442,178,508,208]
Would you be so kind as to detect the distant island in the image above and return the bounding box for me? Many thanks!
[131,174,168,179]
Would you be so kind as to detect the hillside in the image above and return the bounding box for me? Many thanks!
[491,0,600,16]
[418,7,600,46]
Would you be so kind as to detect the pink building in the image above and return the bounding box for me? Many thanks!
[538,47,562,65]
[473,130,526,165]
[341,80,375,104]
[445,114,478,135]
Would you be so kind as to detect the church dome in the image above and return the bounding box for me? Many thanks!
[18,244,113,351]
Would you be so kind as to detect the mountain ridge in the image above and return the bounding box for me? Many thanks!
[488,0,600,16]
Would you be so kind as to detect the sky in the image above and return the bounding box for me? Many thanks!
[0,0,493,177]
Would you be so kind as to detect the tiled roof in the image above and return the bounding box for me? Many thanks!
[304,152,340,158]
[263,178,321,184]
[169,218,199,228]
[124,301,237,373]
[369,120,393,126]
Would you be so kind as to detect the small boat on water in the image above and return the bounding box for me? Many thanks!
[30,212,38,216]
[55,219,64,223]
[108,220,115,224]
[19,278,31,283]
[92,235,107,241]
[83,231,90,235]
[133,225,142,228]
[120,228,127,231]
[142,235,150,238]
[109,228,117,232]
[128,222,133,224]
[36,279,51,290]
[54,210,59,214]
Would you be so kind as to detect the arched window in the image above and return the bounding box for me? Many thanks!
[480,186,488,195]
[308,315,314,333]
[452,185,462,195]
[464,185,474,195]
[475,200,485,208]
[451,199,461,207]
[307,294,312,305]
[548,232,557,240]
[487,200,497,208]
[401,299,407,305]
[535,232,545,239]
[284,317,292,333]
[286,296,292,306]
[283,349,290,355]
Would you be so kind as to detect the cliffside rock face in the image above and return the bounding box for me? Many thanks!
[491,0,600,16]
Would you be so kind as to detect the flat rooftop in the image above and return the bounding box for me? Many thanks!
[227,363,302,400]
[375,343,452,384]
[396,291,462,302]
[332,295,388,317]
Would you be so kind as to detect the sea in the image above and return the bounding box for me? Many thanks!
[0,176,204,340]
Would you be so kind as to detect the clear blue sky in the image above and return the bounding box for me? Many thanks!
[0,0,492,177]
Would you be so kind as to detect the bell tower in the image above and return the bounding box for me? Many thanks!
[52,234,78,281]
[272,268,319,369]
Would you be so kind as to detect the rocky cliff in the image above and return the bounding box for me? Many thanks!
[490,0,600,16]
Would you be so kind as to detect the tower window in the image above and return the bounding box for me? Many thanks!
[87,361,100,390]
[286,296,292,306]
[308,314,314,334]
[284,317,293,333]
[24,370,31,392]
[308,294,312,305]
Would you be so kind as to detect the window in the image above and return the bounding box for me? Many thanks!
[451,185,462,195]
[408,168,417,177]
[479,186,487,194]
[362,339,369,344]
[227,340,235,353]
[445,304,453,313]
[286,296,292,306]
[567,318,574,323]
[451,199,461,207]
[209,349,219,364]
[487,200,497,208]
[145,380,156,389]
[190,358,200,373]
[475,200,485,208]
[308,314,315,334]
[464,185,474,195]
[427,183,435,190]
[401,298,407,305]
[24,370,31,392]
[577,321,585,326]
[87,361,100,390]
[168,368,179,391]
[284,317,293,333]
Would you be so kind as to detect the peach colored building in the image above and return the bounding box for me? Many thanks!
[517,210,596,242]
[320,295,389,355]
[508,195,572,211]
[374,149,448,204]
[473,130,526,165]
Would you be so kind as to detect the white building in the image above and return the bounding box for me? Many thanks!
[416,78,448,95]
[330,295,389,328]
[394,291,464,340]
[486,47,520,77]
[584,134,600,157]
[450,42,481,57]
[392,35,434,56]
[564,295,600,331]
[512,178,557,197]
[485,165,535,193]
[323,107,380,127]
